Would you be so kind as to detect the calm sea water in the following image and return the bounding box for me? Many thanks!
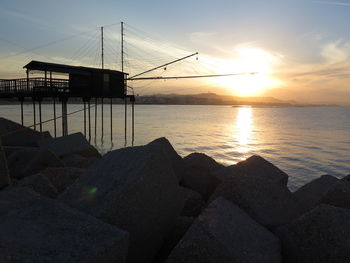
[1,104,349,191]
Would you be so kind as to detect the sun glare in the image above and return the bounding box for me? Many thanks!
[208,47,280,96]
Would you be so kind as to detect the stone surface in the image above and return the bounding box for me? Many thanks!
[210,175,303,228]
[214,155,288,186]
[15,174,58,198]
[0,117,51,147]
[182,152,223,199]
[319,176,350,209]
[60,139,184,263]
[166,198,281,263]
[38,132,100,158]
[147,137,186,181]
[41,167,85,193]
[277,204,350,263]
[61,153,99,168]
[293,174,339,211]
[0,137,11,189]
[154,216,194,263]
[180,186,205,217]
[0,187,129,263]
[7,148,64,179]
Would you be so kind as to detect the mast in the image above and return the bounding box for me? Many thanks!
[101,26,104,69]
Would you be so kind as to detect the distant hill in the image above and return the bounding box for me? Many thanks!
[136,93,311,106]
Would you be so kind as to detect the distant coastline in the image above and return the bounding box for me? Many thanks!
[0,92,342,107]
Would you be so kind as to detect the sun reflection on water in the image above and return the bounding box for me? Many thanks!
[235,107,253,153]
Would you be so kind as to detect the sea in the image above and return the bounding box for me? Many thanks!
[1,104,349,191]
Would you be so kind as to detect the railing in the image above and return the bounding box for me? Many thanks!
[0,77,69,96]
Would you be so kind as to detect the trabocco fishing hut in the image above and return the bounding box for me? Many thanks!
[0,60,135,141]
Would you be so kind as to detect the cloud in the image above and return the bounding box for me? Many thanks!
[313,1,350,7]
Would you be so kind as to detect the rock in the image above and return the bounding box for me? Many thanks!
[15,174,58,198]
[319,177,350,209]
[0,117,51,147]
[210,175,303,228]
[41,167,85,193]
[214,155,288,186]
[0,137,11,189]
[3,146,38,159]
[277,204,350,263]
[166,198,281,263]
[182,153,223,199]
[0,187,129,263]
[38,132,101,158]
[293,175,339,211]
[147,137,186,182]
[60,140,184,263]
[61,153,99,168]
[7,148,64,179]
[180,186,205,217]
[153,216,194,263]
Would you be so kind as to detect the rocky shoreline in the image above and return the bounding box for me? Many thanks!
[0,117,349,263]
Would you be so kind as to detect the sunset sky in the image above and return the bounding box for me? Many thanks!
[0,0,349,104]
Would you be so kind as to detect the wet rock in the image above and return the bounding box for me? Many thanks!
[319,176,350,209]
[166,198,281,263]
[38,132,101,158]
[210,175,303,228]
[0,117,51,147]
[277,204,350,263]
[15,174,58,198]
[180,186,205,217]
[41,167,86,193]
[60,139,184,263]
[0,138,11,189]
[182,152,223,199]
[293,174,339,211]
[153,216,194,263]
[147,137,186,182]
[214,155,288,186]
[7,148,64,179]
[61,153,99,168]
[0,187,129,263]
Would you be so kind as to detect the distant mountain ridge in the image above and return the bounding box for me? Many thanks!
[136,93,328,106]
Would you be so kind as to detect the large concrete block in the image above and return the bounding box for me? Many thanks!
[319,176,350,209]
[182,152,223,199]
[38,132,100,158]
[166,198,281,263]
[147,137,186,181]
[7,148,64,179]
[0,187,129,263]
[214,155,288,186]
[210,175,303,228]
[41,167,85,193]
[61,153,99,168]
[277,204,350,263]
[0,137,11,189]
[60,139,184,263]
[293,174,339,211]
[0,117,51,147]
[180,186,205,217]
[16,174,58,198]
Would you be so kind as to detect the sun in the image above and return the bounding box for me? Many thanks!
[207,47,280,96]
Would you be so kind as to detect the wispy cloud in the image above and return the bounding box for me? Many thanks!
[313,1,350,7]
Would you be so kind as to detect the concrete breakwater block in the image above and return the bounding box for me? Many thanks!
[38,132,101,158]
[7,148,64,179]
[180,186,205,217]
[0,137,11,189]
[182,152,223,200]
[214,155,289,186]
[0,117,51,147]
[0,187,129,263]
[59,138,184,263]
[277,204,350,263]
[15,174,58,198]
[166,198,281,263]
[61,153,99,168]
[319,175,350,209]
[293,174,339,211]
[210,174,303,228]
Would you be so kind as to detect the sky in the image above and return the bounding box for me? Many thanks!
[0,0,349,104]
